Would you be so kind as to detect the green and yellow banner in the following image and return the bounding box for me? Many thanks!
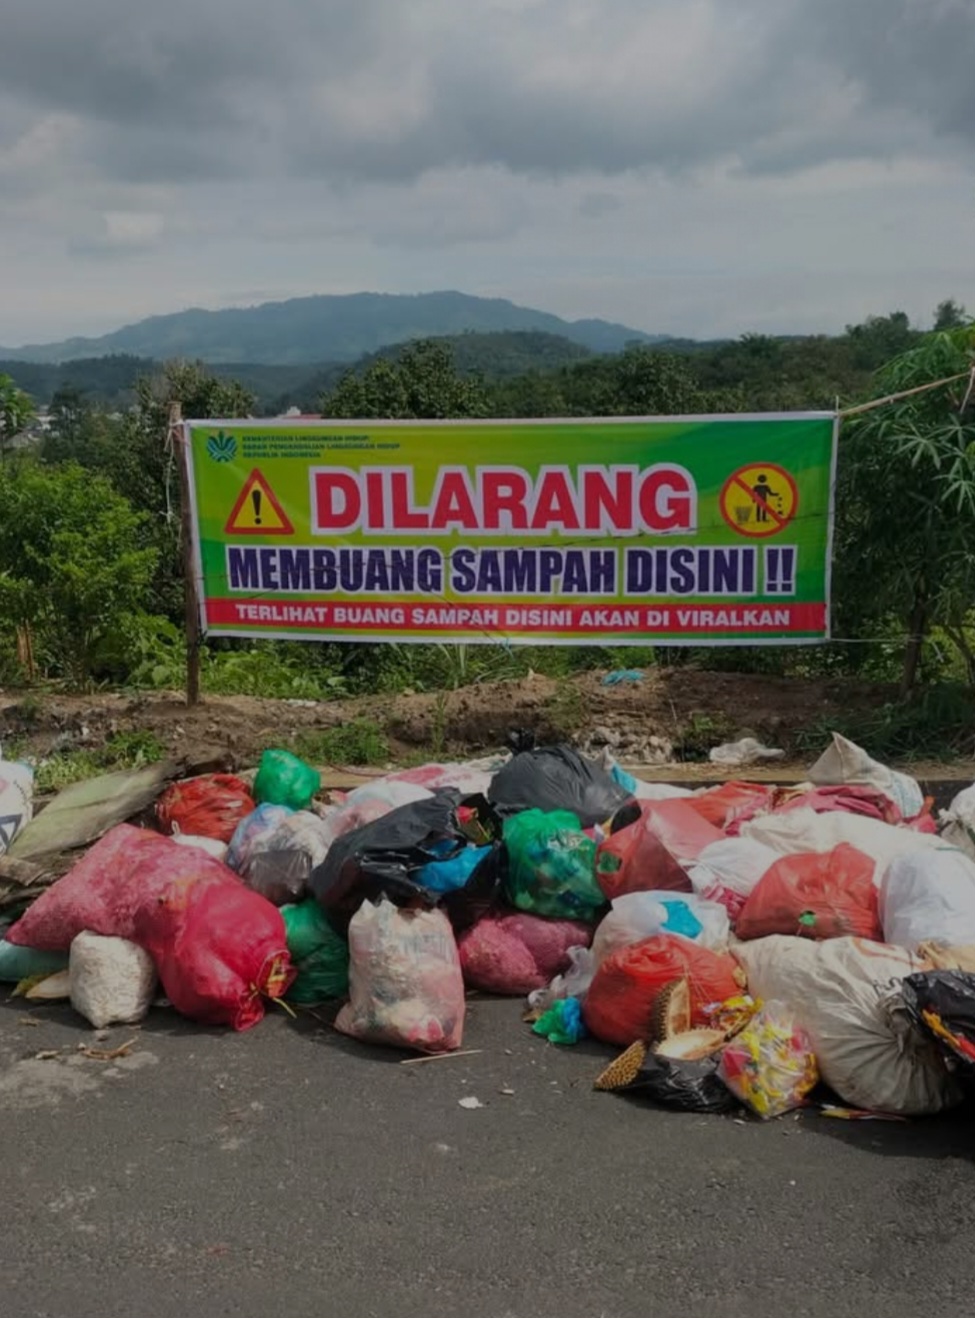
[184,414,836,645]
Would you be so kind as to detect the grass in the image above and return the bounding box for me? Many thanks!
[672,711,738,762]
[16,730,168,794]
[293,719,390,767]
[793,683,975,764]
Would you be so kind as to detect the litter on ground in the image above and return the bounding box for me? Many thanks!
[2,731,974,1122]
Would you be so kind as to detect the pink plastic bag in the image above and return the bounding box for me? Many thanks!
[336,899,465,1053]
[596,801,723,901]
[458,913,591,995]
[7,825,292,1030]
[774,784,902,825]
[6,825,219,950]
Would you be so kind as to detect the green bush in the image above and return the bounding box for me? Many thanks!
[0,460,157,688]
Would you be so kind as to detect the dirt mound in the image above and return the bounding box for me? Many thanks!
[0,668,895,776]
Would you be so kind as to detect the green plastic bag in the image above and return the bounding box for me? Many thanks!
[253,750,321,811]
[0,938,68,983]
[532,997,587,1045]
[503,809,602,921]
[282,901,349,1003]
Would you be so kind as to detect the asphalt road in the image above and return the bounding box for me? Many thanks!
[2,994,973,1318]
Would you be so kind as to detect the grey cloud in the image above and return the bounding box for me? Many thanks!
[796,0,975,141]
[1,0,973,195]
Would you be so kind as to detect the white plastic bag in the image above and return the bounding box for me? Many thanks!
[741,806,943,883]
[939,784,975,860]
[631,781,696,801]
[527,945,595,1012]
[0,758,34,856]
[343,779,434,810]
[336,899,465,1053]
[709,738,785,768]
[170,833,228,861]
[808,733,923,819]
[880,850,975,949]
[320,781,435,847]
[733,935,960,1115]
[69,931,157,1028]
[686,837,780,899]
[592,891,730,966]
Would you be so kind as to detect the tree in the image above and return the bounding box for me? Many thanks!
[0,462,157,686]
[934,299,968,332]
[40,361,255,623]
[0,374,35,459]
[844,312,919,371]
[834,325,975,694]
[321,340,490,418]
[41,384,120,467]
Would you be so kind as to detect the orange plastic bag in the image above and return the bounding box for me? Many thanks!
[735,843,880,942]
[687,782,773,830]
[596,800,722,901]
[583,933,743,1046]
[157,774,255,844]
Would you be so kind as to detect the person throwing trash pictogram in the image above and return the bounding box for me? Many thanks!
[751,473,778,523]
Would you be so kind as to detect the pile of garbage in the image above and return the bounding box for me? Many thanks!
[4,731,975,1121]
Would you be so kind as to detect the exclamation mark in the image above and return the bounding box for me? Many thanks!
[764,545,796,595]
[251,489,263,525]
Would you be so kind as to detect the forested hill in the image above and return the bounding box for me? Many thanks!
[4,304,964,416]
[0,291,656,366]
[0,331,600,411]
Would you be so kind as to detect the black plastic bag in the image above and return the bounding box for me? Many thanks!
[622,1053,739,1115]
[243,848,313,907]
[488,745,632,829]
[310,791,504,933]
[902,971,975,1068]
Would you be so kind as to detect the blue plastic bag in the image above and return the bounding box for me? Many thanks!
[659,898,703,941]
[416,842,492,894]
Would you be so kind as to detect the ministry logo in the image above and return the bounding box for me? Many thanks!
[206,430,237,462]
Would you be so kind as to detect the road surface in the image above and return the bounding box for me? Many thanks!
[2,995,972,1318]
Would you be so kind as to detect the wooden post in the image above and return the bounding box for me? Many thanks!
[170,402,201,706]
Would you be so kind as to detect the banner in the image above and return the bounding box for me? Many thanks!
[184,414,837,646]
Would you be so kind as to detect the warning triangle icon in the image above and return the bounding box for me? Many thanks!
[225,469,295,536]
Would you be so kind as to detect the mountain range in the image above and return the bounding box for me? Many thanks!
[1,291,659,366]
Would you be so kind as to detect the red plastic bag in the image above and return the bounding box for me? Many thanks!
[735,843,881,942]
[583,933,743,1046]
[133,873,293,1030]
[596,800,723,901]
[458,913,591,995]
[157,774,255,843]
[7,825,292,1030]
[687,782,773,830]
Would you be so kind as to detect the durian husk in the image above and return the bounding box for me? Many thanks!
[649,977,691,1043]
[594,1040,648,1091]
[653,1027,727,1062]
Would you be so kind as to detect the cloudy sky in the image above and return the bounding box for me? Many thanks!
[2,0,973,345]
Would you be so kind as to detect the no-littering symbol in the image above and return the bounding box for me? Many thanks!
[719,462,798,538]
